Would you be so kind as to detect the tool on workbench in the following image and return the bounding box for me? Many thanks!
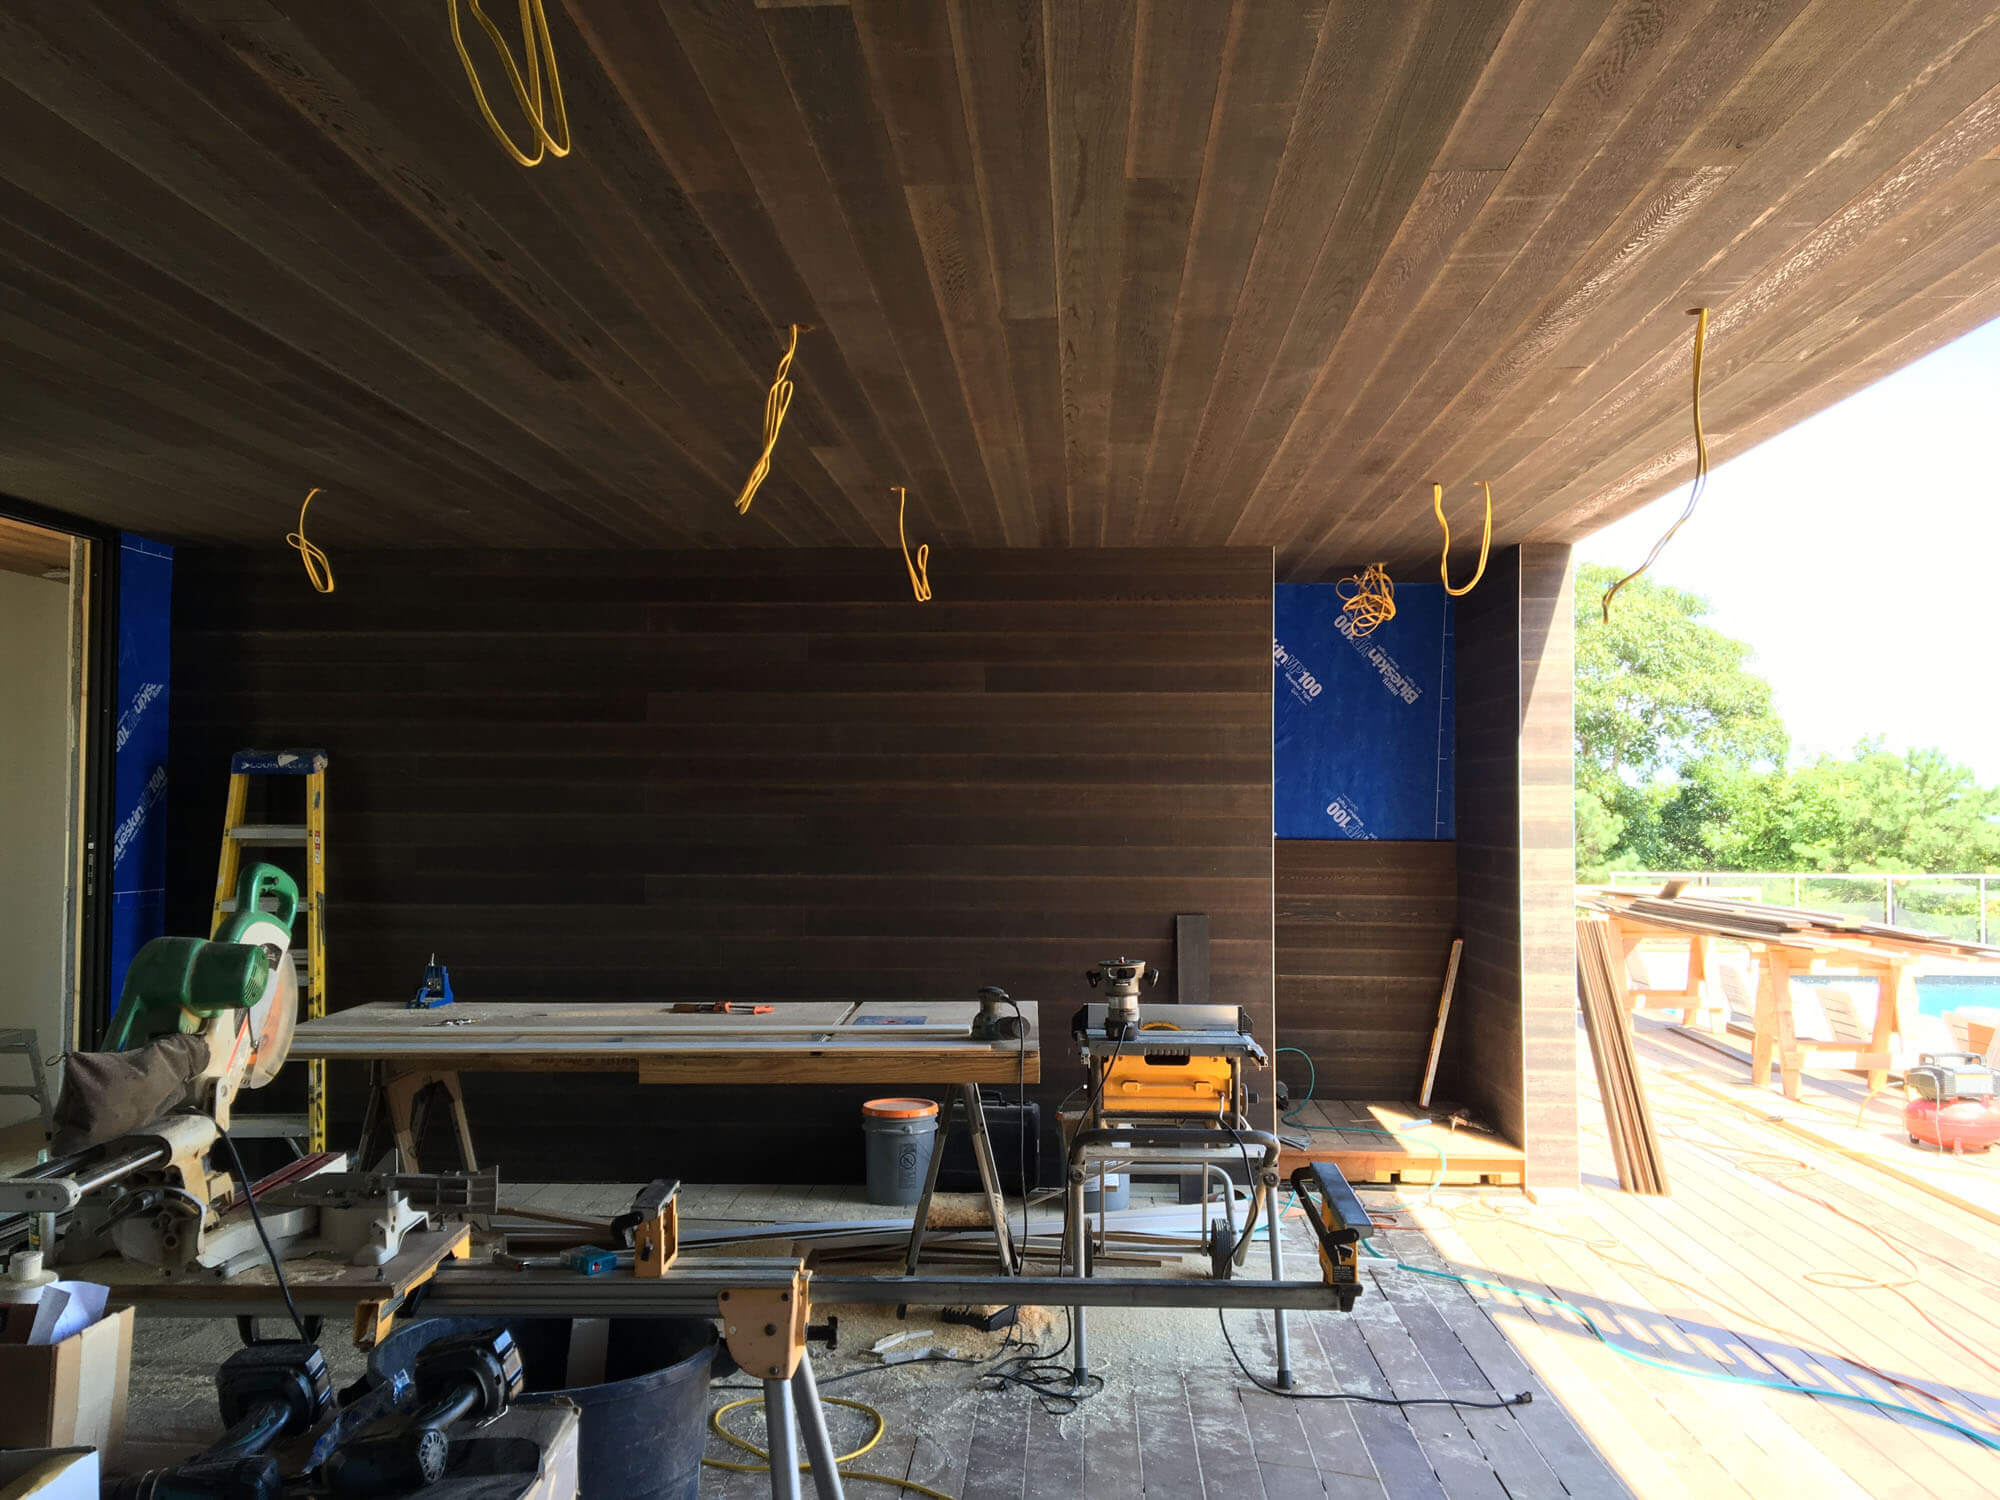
[108,1340,333,1500]
[565,1245,618,1275]
[669,1000,773,1014]
[1084,957,1159,1039]
[969,984,1028,1041]
[212,748,329,1150]
[0,889,481,1283]
[409,953,455,1010]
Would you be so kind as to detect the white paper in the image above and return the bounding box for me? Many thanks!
[43,1281,108,1344]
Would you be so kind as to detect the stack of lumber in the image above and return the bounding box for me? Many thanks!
[1576,914,1670,1195]
[1579,889,2000,963]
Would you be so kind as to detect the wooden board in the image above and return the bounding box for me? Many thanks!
[0,4,1996,574]
[289,1000,1041,1083]
[1280,1098,1524,1187]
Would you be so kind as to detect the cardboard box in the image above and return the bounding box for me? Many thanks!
[0,1303,132,1466]
[0,1447,99,1498]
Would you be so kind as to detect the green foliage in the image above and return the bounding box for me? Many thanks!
[1574,566,2000,877]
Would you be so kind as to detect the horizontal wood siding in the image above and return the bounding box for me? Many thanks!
[166,547,1274,1182]
[1444,544,1579,1187]
[1274,841,1457,1101]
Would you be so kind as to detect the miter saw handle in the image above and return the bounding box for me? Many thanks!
[218,863,298,944]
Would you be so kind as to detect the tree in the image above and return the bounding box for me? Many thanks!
[1574,563,2000,878]
[1573,563,1787,877]
[1781,742,2000,872]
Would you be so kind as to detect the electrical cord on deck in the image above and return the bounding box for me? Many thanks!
[704,1393,956,1499]
[212,1120,310,1342]
[1601,307,1709,621]
[1275,1045,1452,1197]
[1217,1307,1530,1409]
[1359,1238,2000,1450]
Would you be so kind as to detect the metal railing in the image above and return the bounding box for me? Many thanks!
[1606,871,1998,945]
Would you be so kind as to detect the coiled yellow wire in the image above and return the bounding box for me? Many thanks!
[1433,480,1491,597]
[286,488,335,595]
[448,0,571,167]
[735,324,802,516]
[703,1395,956,1499]
[1601,306,1710,622]
[895,485,932,602]
[1336,562,1396,637]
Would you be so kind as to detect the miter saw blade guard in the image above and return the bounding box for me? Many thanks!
[213,863,302,1088]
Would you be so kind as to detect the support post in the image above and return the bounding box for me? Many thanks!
[791,1353,847,1500]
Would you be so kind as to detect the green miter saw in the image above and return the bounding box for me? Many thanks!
[0,862,303,1273]
[102,860,302,1108]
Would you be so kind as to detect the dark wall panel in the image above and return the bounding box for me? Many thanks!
[1274,841,1457,1101]
[1444,544,1578,1187]
[167,547,1274,1183]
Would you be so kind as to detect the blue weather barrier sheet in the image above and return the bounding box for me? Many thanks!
[1274,581,1453,840]
[111,534,173,1008]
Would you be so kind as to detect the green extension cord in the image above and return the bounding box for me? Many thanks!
[1276,1045,1451,1183]
[1276,1046,2000,1451]
[1360,1239,2000,1452]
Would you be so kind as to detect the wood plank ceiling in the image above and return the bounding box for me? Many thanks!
[0,0,1996,577]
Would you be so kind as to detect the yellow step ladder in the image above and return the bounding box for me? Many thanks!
[212,749,328,1152]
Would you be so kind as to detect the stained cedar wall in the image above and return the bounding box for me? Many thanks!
[1446,544,1580,1186]
[1273,842,1457,1101]
[165,547,1274,1182]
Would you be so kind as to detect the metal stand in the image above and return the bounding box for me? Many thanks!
[902,1082,1018,1277]
[757,1350,846,1500]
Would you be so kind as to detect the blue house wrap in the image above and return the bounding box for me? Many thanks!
[110,534,173,1010]
[1274,582,1453,840]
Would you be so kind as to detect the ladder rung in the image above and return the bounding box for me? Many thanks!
[214,896,295,915]
[226,824,309,844]
[226,1114,311,1139]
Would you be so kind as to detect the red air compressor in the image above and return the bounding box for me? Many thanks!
[1904,1052,2000,1152]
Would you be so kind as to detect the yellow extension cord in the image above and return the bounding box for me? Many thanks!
[1336,562,1396,636]
[704,1395,957,1500]
[1432,481,1491,597]
[448,0,571,167]
[1601,306,1710,621]
[286,487,335,595]
[895,485,932,602]
[736,325,803,516]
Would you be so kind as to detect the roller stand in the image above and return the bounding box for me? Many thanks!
[722,1269,847,1500]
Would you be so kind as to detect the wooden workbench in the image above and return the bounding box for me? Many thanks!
[287,999,1039,1172]
[290,999,1039,1081]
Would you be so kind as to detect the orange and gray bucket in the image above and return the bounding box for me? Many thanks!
[860,1098,939,1206]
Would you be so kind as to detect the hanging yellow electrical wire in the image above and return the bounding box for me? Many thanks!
[734,324,803,516]
[1601,306,1710,622]
[286,488,335,595]
[894,485,932,602]
[448,0,572,167]
[1336,562,1396,637]
[1433,480,1491,597]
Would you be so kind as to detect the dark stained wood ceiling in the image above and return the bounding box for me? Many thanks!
[0,1,1996,577]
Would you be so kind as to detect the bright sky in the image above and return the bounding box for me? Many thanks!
[1577,313,2000,785]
